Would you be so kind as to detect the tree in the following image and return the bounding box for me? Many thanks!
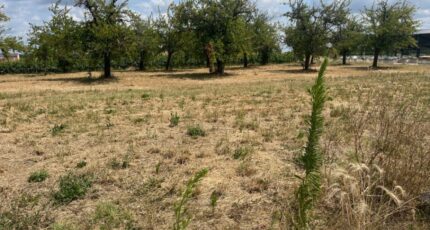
[363,0,418,68]
[252,13,279,65]
[129,13,159,71]
[0,5,8,38]
[0,5,25,61]
[181,0,256,75]
[75,0,130,78]
[333,16,363,65]
[155,5,186,71]
[28,2,82,72]
[231,17,254,68]
[284,0,350,70]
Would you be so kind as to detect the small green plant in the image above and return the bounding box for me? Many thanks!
[51,124,66,136]
[110,147,134,170]
[135,177,164,196]
[155,162,161,174]
[174,168,208,230]
[186,125,206,138]
[76,161,87,168]
[92,202,134,229]
[210,190,222,210]
[141,92,151,100]
[294,58,328,228]
[178,98,185,110]
[170,112,180,127]
[233,145,254,160]
[28,170,49,183]
[0,193,42,229]
[104,108,116,114]
[53,172,92,204]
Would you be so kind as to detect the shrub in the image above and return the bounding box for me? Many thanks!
[28,170,49,183]
[53,172,92,204]
[186,125,206,138]
[170,112,180,127]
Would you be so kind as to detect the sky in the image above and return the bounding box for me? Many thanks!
[2,0,430,40]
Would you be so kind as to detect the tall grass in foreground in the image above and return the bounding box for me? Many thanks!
[174,168,208,230]
[294,58,328,229]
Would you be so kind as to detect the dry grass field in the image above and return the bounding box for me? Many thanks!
[0,63,429,229]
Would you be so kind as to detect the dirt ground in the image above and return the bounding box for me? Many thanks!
[0,63,429,229]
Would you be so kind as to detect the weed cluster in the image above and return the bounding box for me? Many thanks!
[28,170,49,183]
[53,172,92,204]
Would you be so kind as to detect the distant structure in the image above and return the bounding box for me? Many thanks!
[413,30,430,58]
[0,52,21,62]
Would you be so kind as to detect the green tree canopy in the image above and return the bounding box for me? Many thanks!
[178,0,256,74]
[75,0,131,78]
[28,2,82,72]
[363,0,418,68]
[129,13,160,71]
[284,0,350,70]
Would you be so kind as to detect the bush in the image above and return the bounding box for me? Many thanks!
[186,125,206,138]
[28,170,49,183]
[53,172,92,204]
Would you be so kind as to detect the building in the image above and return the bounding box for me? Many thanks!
[0,52,21,62]
[413,30,430,58]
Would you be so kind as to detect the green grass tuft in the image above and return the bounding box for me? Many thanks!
[53,172,92,204]
[28,170,49,183]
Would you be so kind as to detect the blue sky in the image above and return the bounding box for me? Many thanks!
[2,0,430,40]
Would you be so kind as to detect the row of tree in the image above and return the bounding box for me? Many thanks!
[5,0,280,77]
[285,0,418,70]
[0,0,420,76]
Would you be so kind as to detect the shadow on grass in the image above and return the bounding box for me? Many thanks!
[40,76,119,84]
[267,68,318,75]
[152,72,235,80]
[339,65,403,71]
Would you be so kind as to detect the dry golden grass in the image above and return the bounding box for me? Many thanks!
[0,63,429,229]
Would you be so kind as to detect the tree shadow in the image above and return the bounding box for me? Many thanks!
[267,68,318,74]
[340,66,402,71]
[39,76,119,84]
[152,72,235,80]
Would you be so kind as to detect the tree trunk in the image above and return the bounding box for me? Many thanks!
[205,43,215,73]
[260,46,270,65]
[304,54,311,70]
[216,58,225,75]
[243,52,248,68]
[139,50,146,71]
[166,51,173,71]
[103,52,112,78]
[342,51,347,65]
[206,54,211,68]
[372,48,380,68]
[310,55,315,64]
